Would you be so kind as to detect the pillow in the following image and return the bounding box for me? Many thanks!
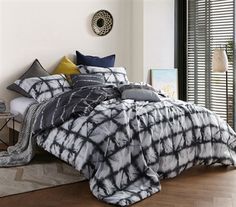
[119,83,161,102]
[78,65,129,86]
[14,74,71,102]
[76,51,115,67]
[52,56,79,75]
[71,74,105,89]
[7,59,50,97]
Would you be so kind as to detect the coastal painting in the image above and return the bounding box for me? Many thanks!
[151,69,178,99]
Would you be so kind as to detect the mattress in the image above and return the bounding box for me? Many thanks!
[10,97,36,123]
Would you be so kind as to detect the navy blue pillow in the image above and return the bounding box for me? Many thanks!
[76,51,115,67]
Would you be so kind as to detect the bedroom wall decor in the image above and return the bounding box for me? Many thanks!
[151,69,178,99]
[91,10,113,36]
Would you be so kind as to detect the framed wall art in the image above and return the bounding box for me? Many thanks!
[151,69,178,99]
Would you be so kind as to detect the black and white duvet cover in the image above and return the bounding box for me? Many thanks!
[34,86,236,206]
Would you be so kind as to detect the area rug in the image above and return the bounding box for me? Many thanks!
[0,153,86,197]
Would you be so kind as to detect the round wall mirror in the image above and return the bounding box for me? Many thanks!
[91,10,113,36]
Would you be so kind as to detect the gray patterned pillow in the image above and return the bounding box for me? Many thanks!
[15,74,71,102]
[7,59,50,97]
[70,74,105,88]
[118,83,162,102]
[78,65,129,86]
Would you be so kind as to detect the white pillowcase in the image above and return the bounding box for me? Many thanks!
[14,74,71,103]
[78,65,129,86]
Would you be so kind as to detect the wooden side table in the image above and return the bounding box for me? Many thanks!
[0,112,15,147]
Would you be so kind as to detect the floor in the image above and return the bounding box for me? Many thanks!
[0,165,235,207]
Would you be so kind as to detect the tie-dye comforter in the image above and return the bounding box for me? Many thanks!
[33,86,236,206]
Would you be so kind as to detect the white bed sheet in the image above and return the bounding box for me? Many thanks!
[10,97,36,122]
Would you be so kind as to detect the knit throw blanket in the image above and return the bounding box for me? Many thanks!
[0,103,40,167]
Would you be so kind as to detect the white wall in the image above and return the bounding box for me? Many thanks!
[129,0,175,83]
[130,0,143,82]
[143,0,175,82]
[0,0,132,104]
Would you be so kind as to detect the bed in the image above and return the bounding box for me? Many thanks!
[2,63,236,206]
[4,84,236,206]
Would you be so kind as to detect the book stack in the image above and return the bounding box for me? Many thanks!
[0,99,6,112]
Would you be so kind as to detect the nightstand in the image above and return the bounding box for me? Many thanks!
[0,112,15,147]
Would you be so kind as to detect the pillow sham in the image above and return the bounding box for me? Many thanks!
[118,83,161,102]
[76,51,115,67]
[7,59,50,97]
[78,65,129,86]
[71,74,105,89]
[52,56,79,75]
[14,74,71,102]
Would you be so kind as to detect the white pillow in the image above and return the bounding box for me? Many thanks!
[78,65,129,86]
[14,74,71,102]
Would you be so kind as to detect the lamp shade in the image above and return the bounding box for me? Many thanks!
[212,48,228,72]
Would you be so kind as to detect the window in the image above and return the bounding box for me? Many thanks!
[187,0,235,127]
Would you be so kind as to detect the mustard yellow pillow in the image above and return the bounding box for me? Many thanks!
[53,56,79,75]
